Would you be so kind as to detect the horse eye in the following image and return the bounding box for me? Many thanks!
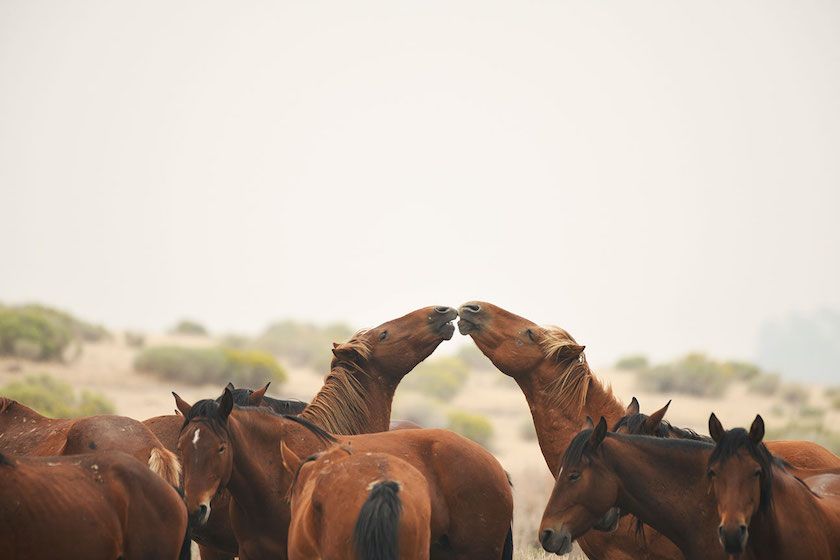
[379,330,388,341]
[218,444,226,453]
[707,469,716,479]
[569,472,581,482]
[753,469,762,478]
[526,329,534,342]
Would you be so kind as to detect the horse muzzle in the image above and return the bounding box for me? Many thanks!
[540,526,573,555]
[189,503,211,527]
[718,524,748,555]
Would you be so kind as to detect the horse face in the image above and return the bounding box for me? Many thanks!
[332,306,457,380]
[177,421,233,527]
[708,453,760,555]
[539,459,619,555]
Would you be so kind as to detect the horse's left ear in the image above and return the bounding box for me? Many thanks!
[555,344,586,361]
[173,392,192,417]
[219,388,234,422]
[588,417,608,449]
[625,397,640,416]
[280,441,301,475]
[643,400,671,433]
[709,413,725,442]
[332,344,362,364]
[248,382,271,407]
[749,415,765,444]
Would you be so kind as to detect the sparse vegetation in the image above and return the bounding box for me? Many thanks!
[0,374,115,417]
[636,353,732,397]
[250,320,354,372]
[826,387,840,410]
[780,383,810,406]
[798,405,825,420]
[402,356,471,401]
[615,354,649,371]
[766,422,840,455]
[134,346,287,387]
[747,372,781,396]
[391,393,446,428]
[124,331,146,348]
[446,409,494,448]
[0,303,109,361]
[170,319,208,336]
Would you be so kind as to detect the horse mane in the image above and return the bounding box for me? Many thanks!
[612,413,711,442]
[708,428,804,515]
[539,326,610,413]
[221,389,307,415]
[298,329,375,435]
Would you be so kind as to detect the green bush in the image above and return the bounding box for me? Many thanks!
[0,304,109,361]
[402,357,470,401]
[780,383,810,406]
[134,345,287,387]
[798,405,826,419]
[722,360,762,381]
[636,353,732,397]
[124,331,146,348]
[615,354,649,371]
[446,410,495,448]
[748,373,781,396]
[171,319,208,336]
[251,320,354,372]
[1,374,115,417]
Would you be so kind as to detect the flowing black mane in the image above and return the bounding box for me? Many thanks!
[218,389,308,415]
[612,413,711,442]
[561,428,597,469]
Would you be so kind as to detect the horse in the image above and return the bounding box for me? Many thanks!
[0,396,180,486]
[144,304,458,560]
[0,449,190,560]
[175,388,513,560]
[538,418,728,560]
[282,444,431,560]
[458,300,840,560]
[707,414,840,558]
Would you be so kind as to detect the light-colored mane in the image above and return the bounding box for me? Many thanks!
[539,325,612,413]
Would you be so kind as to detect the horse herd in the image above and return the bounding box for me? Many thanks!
[1,301,839,559]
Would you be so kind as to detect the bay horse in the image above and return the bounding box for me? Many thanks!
[0,449,190,560]
[282,444,431,560]
[0,396,180,486]
[175,388,513,560]
[145,304,458,560]
[458,300,840,560]
[538,418,728,560]
[707,414,840,558]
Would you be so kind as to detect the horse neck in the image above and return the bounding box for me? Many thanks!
[603,436,721,558]
[298,363,392,435]
[516,363,625,476]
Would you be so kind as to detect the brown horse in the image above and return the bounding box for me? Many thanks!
[459,300,840,560]
[282,444,431,560]
[538,418,728,560]
[0,396,180,486]
[175,389,513,560]
[145,304,457,559]
[0,449,190,560]
[708,414,840,558]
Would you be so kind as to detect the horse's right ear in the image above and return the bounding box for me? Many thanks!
[749,415,765,444]
[588,417,608,449]
[280,441,301,475]
[709,413,725,442]
[248,382,271,407]
[643,400,670,433]
[218,388,234,422]
[226,382,235,391]
[173,392,192,417]
[331,344,362,363]
[625,396,640,416]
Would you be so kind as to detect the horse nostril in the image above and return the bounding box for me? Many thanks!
[540,529,553,545]
[462,304,480,313]
[739,525,747,535]
[718,526,725,537]
[434,306,451,314]
[200,504,207,516]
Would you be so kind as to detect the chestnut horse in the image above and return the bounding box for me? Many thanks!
[145,304,457,560]
[175,389,513,560]
[459,300,840,560]
[0,450,190,560]
[708,414,840,558]
[0,396,180,486]
[282,445,431,560]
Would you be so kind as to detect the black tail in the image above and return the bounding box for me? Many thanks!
[175,486,192,560]
[353,480,402,560]
[502,526,513,560]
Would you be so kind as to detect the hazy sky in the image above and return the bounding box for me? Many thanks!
[1,1,838,368]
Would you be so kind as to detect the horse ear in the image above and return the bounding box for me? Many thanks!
[583,416,595,430]
[555,344,586,361]
[173,392,192,417]
[280,441,301,475]
[332,342,339,349]
[709,413,725,442]
[625,396,640,416]
[331,344,362,363]
[588,417,608,448]
[248,382,271,407]
[749,415,765,444]
[643,400,670,434]
[218,388,234,421]
[226,382,235,391]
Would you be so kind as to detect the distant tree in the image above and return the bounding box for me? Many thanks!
[171,319,208,336]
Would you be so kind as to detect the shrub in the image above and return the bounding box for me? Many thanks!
[1,374,115,417]
[134,346,287,387]
[765,422,840,455]
[446,410,494,448]
[171,319,208,336]
[636,353,731,397]
[615,354,649,371]
[798,405,826,420]
[722,360,762,381]
[748,373,781,396]
[826,387,840,410]
[251,320,354,372]
[780,383,810,407]
[0,304,109,361]
[402,357,470,402]
[124,331,146,348]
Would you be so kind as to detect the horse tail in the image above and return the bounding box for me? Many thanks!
[353,480,402,560]
[175,486,192,560]
[502,525,513,560]
[149,446,182,487]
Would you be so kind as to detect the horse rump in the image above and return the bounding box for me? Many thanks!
[353,480,402,560]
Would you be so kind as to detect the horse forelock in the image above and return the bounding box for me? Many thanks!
[560,429,596,471]
[180,399,230,439]
[299,364,373,435]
